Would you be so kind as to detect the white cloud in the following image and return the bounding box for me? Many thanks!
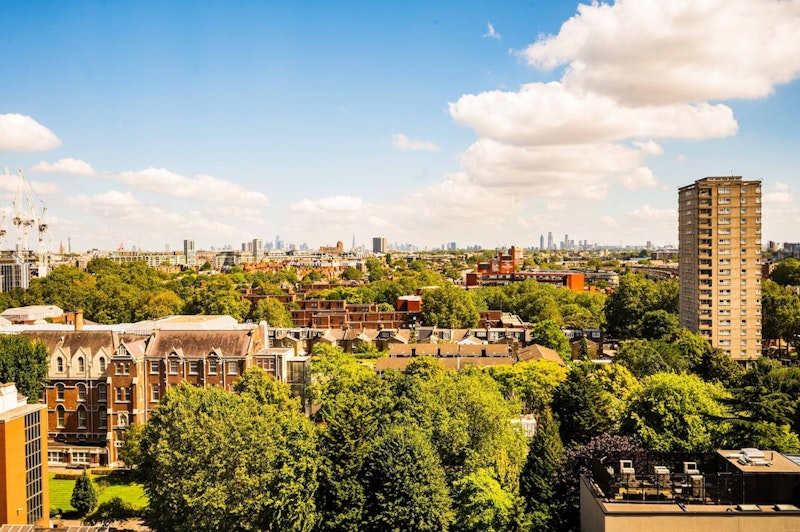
[620,167,659,190]
[459,138,644,197]
[114,167,268,204]
[764,182,793,204]
[524,0,800,105]
[290,195,364,214]
[0,114,61,152]
[391,133,440,152]
[600,215,618,227]
[449,82,737,146]
[31,158,96,176]
[483,22,501,40]
[0,168,59,195]
[628,205,676,221]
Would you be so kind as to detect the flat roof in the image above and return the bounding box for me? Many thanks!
[717,449,800,474]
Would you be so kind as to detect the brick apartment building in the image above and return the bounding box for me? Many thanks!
[32,317,305,467]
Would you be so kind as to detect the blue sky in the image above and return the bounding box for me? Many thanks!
[1,0,799,253]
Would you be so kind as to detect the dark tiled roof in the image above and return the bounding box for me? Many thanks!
[145,329,254,358]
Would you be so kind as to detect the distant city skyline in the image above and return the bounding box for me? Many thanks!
[1,1,799,252]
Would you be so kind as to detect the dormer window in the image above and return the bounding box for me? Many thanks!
[77,357,85,373]
[99,357,106,372]
[56,357,64,373]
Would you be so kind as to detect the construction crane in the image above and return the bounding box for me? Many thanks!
[10,167,48,275]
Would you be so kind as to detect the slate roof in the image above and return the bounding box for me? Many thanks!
[145,329,254,358]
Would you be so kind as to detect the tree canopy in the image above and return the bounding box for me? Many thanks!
[140,381,318,532]
[0,335,49,402]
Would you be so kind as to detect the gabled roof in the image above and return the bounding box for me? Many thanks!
[145,329,254,358]
[25,330,130,356]
[517,344,566,367]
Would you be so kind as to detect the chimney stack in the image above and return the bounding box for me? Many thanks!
[74,309,84,331]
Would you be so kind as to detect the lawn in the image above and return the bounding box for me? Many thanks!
[49,473,148,515]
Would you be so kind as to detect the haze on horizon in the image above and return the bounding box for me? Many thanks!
[1,0,799,252]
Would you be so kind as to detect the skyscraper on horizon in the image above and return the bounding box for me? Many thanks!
[678,176,762,362]
[372,236,386,254]
[183,239,196,266]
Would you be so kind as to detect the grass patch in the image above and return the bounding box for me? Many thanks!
[49,473,148,518]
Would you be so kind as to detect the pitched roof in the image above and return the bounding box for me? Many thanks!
[517,344,567,367]
[145,329,254,358]
[25,330,122,355]
[375,356,513,372]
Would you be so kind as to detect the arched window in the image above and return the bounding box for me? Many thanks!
[77,383,86,402]
[56,357,64,372]
[98,383,107,403]
[56,405,65,428]
[99,357,106,372]
[55,383,64,401]
[77,405,87,428]
[77,356,85,373]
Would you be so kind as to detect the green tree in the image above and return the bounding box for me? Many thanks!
[487,360,568,414]
[312,345,394,532]
[85,497,142,525]
[762,279,800,353]
[639,309,679,340]
[137,291,184,320]
[520,409,563,529]
[529,320,570,362]
[603,274,678,338]
[140,383,318,532]
[552,363,617,445]
[183,276,250,321]
[341,266,364,281]
[722,359,800,452]
[420,285,479,328]
[251,297,293,327]
[452,468,515,532]
[1,335,49,402]
[614,339,669,379]
[769,258,800,286]
[365,258,387,282]
[392,361,528,490]
[233,367,299,410]
[118,422,144,469]
[622,372,728,452]
[71,469,98,517]
[22,265,96,312]
[361,425,453,532]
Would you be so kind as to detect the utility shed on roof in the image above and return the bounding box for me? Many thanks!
[716,449,800,506]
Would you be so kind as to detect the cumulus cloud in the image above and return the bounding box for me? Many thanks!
[0,114,61,152]
[459,138,644,198]
[600,215,618,227]
[620,167,659,190]
[441,0,800,215]
[449,83,737,146]
[483,22,501,40]
[764,182,793,204]
[391,133,440,152]
[114,167,268,204]
[290,195,364,214]
[524,0,800,105]
[628,205,676,221]
[31,158,96,176]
